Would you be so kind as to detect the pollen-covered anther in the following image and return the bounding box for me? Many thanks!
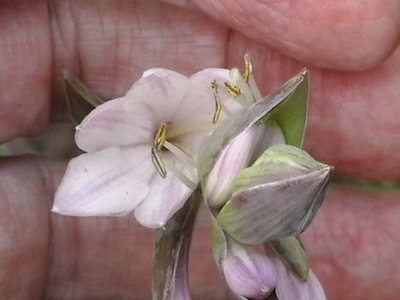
[225,82,241,97]
[242,54,253,82]
[151,123,198,188]
[154,123,167,151]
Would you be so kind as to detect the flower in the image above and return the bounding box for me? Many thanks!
[201,57,330,299]
[52,68,228,228]
[221,238,277,299]
[219,237,326,300]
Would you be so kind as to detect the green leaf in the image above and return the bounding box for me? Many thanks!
[268,236,309,282]
[64,71,105,125]
[268,70,309,147]
[198,70,307,190]
[216,145,333,245]
[152,191,201,300]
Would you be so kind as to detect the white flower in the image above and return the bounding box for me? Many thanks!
[52,68,226,228]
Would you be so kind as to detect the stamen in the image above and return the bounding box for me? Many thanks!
[225,82,241,97]
[242,54,253,82]
[230,68,256,105]
[151,147,167,178]
[154,123,167,151]
[213,93,222,124]
[164,160,197,190]
[164,141,196,168]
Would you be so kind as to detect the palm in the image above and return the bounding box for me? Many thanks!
[1,1,399,299]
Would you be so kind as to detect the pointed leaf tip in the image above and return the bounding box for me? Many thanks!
[269,236,309,282]
[268,69,309,148]
[64,71,105,125]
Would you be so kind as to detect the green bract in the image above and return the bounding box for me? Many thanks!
[269,236,309,282]
[267,71,309,148]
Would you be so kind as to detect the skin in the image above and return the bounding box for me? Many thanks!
[1,0,400,299]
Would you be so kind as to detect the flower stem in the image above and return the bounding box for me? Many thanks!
[152,190,202,300]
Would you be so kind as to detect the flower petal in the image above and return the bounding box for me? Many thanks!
[165,68,239,160]
[52,146,152,216]
[126,68,193,125]
[76,69,192,153]
[190,68,242,115]
[75,97,155,152]
[275,258,327,300]
[133,152,194,228]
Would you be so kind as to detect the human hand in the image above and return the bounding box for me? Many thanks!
[1,1,400,299]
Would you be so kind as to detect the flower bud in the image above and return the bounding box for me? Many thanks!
[221,239,277,299]
[204,121,285,209]
[216,144,333,244]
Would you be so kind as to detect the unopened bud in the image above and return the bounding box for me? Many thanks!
[204,122,285,210]
[216,144,333,244]
[221,239,277,299]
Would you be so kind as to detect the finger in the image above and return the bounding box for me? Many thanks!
[165,0,400,70]
[0,0,228,142]
[0,1,52,142]
[227,36,400,180]
[0,156,55,300]
[303,186,400,300]
[1,158,400,299]
[2,1,400,181]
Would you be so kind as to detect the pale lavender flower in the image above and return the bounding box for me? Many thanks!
[52,68,228,228]
[221,239,277,299]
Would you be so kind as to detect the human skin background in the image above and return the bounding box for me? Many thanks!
[0,0,400,299]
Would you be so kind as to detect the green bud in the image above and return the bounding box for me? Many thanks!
[216,144,333,245]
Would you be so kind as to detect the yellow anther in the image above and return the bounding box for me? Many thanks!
[242,54,253,82]
[213,93,222,124]
[225,82,241,97]
[151,147,167,178]
[154,123,167,151]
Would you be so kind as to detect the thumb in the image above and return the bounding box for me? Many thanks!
[176,0,400,70]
